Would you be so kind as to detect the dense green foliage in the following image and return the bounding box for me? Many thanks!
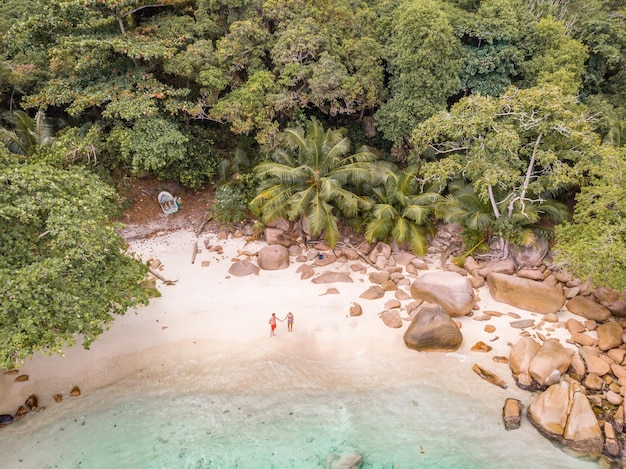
[0,154,153,368]
[1,0,625,364]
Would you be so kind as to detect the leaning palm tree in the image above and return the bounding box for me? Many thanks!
[364,167,442,255]
[251,117,382,247]
[0,110,55,158]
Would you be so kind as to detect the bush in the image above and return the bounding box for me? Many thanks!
[211,183,252,224]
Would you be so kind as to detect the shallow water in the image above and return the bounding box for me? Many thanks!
[0,346,597,469]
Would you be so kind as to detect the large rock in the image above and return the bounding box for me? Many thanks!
[486,272,566,314]
[409,272,474,317]
[228,260,260,277]
[257,245,290,270]
[527,379,603,457]
[566,296,612,322]
[596,321,623,351]
[529,339,571,387]
[403,303,463,352]
[509,337,541,389]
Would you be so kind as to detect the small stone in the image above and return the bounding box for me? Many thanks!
[509,319,535,329]
[543,313,558,323]
[484,325,496,333]
[14,406,28,418]
[508,312,521,319]
[14,374,29,382]
[607,390,623,405]
[484,310,504,317]
[493,356,509,364]
[3,369,18,375]
[53,394,63,403]
[70,386,81,397]
[471,341,493,352]
[349,303,362,317]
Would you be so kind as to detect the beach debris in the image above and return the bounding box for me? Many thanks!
[149,268,178,286]
[195,211,212,236]
[472,363,508,389]
[70,386,81,397]
[191,241,199,264]
[503,398,523,430]
[14,374,29,382]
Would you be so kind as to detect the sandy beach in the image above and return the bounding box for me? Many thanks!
[0,228,585,417]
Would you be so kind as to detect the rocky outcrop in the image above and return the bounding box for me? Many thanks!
[486,272,566,314]
[593,288,626,317]
[257,245,290,270]
[596,321,623,351]
[379,310,402,328]
[409,272,474,317]
[403,303,463,352]
[264,227,293,247]
[527,379,603,457]
[509,236,550,268]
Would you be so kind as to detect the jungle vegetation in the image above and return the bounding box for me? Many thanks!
[0,0,625,367]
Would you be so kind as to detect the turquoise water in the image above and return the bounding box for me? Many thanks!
[0,347,597,469]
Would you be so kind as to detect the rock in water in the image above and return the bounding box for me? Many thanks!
[503,398,523,430]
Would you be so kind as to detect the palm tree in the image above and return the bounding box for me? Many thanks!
[250,117,381,247]
[0,110,55,158]
[603,119,626,148]
[364,167,442,255]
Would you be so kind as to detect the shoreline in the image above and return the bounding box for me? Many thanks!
[0,228,585,426]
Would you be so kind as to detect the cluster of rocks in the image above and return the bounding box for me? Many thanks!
[0,370,81,428]
[234,220,626,466]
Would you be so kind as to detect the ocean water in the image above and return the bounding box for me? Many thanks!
[0,346,597,469]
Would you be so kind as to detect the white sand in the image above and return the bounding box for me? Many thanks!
[0,229,585,414]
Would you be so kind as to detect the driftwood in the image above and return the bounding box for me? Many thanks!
[191,241,198,264]
[149,268,178,286]
[472,363,508,389]
[196,211,213,236]
[345,244,380,270]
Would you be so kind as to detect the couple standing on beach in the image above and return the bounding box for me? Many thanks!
[269,312,294,337]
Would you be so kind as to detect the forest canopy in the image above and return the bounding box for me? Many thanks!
[0,0,625,366]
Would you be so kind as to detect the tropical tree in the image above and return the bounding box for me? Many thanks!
[555,146,626,291]
[364,167,441,255]
[375,0,464,144]
[0,109,54,158]
[0,155,154,368]
[434,179,569,257]
[251,117,381,247]
[411,85,599,257]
